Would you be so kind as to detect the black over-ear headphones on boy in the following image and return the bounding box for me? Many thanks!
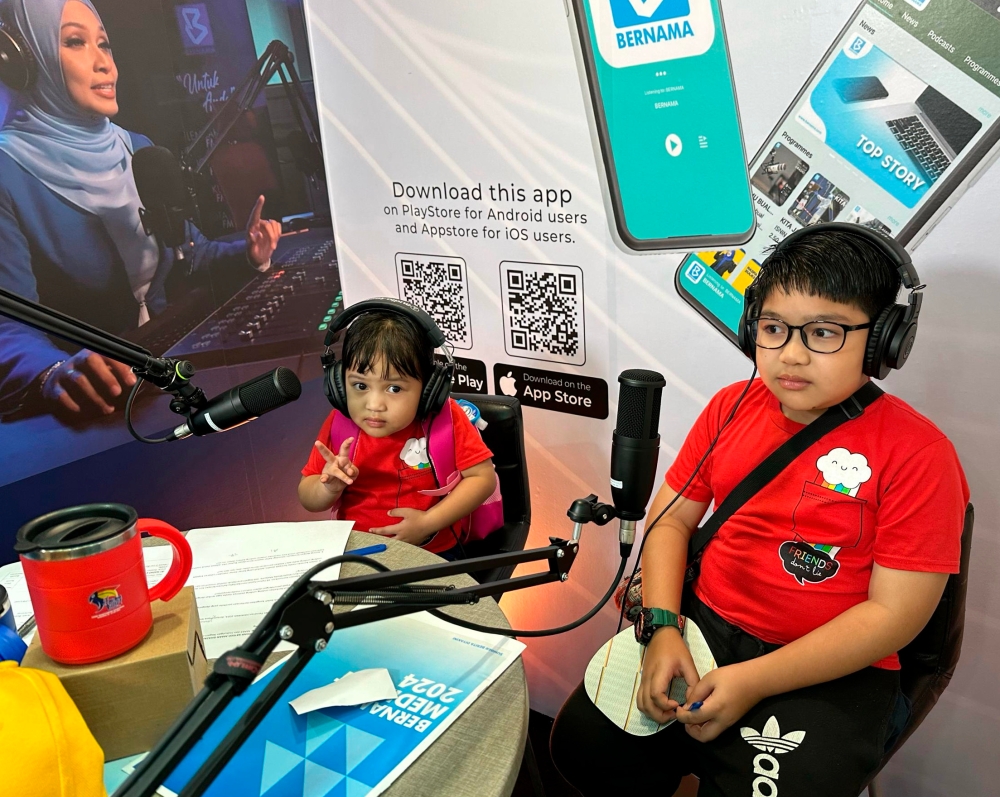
[320,297,455,419]
[738,221,924,380]
[0,13,36,92]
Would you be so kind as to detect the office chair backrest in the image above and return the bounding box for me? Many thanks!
[876,503,974,769]
[452,394,531,582]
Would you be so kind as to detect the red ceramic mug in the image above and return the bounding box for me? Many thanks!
[15,503,192,665]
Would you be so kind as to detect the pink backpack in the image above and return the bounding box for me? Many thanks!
[328,399,504,545]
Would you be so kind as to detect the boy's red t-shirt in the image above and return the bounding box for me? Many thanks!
[301,398,493,554]
[666,379,969,670]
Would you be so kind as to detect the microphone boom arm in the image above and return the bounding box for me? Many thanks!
[181,40,323,180]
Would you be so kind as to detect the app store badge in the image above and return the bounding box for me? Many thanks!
[493,363,609,419]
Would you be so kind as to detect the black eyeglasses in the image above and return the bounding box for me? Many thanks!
[750,317,873,354]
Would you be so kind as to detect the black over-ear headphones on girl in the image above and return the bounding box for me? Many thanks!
[737,221,924,380]
[0,10,36,92]
[320,297,455,419]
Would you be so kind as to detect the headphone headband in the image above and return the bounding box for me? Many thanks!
[769,221,920,291]
[320,297,455,419]
[323,297,448,350]
[739,222,924,379]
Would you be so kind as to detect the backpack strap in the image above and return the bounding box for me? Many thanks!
[419,400,462,497]
[327,411,361,518]
[328,410,361,461]
[686,381,884,570]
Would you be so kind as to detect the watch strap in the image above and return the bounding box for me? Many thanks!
[636,606,680,646]
[647,608,680,629]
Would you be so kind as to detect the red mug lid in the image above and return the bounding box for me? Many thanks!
[15,503,138,556]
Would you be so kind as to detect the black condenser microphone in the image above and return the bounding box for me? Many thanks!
[169,367,302,441]
[132,146,197,261]
[610,369,666,547]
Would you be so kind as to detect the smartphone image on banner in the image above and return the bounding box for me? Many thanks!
[675,0,1000,343]
[568,0,755,252]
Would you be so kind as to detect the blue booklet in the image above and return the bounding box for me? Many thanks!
[141,613,523,797]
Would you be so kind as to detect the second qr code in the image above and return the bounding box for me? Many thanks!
[500,260,585,366]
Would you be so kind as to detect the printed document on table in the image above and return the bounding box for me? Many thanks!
[147,520,354,659]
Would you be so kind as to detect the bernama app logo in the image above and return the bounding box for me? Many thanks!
[592,0,715,67]
[609,0,691,29]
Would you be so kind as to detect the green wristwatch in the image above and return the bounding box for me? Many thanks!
[635,607,681,646]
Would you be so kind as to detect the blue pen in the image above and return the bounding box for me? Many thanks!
[689,701,704,711]
[348,543,388,557]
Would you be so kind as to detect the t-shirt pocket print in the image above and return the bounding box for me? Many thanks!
[790,481,866,549]
[396,465,438,506]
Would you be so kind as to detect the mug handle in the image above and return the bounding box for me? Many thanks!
[138,519,193,602]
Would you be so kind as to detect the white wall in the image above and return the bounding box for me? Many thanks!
[305,2,1000,793]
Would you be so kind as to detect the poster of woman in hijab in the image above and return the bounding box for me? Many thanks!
[0,0,338,485]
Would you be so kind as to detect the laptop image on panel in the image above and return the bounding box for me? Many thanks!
[885,86,982,182]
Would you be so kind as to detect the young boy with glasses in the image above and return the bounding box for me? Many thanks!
[550,228,968,797]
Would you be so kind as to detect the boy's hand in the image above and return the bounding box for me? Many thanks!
[636,626,701,723]
[675,662,765,743]
[369,508,434,546]
[314,439,358,495]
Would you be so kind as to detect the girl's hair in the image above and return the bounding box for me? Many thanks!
[342,311,434,384]
[754,230,902,320]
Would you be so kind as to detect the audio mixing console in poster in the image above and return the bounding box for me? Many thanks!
[0,0,343,550]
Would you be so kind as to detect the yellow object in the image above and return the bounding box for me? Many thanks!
[0,660,107,797]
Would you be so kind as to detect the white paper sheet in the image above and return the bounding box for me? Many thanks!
[288,667,398,714]
[584,618,717,736]
[1,520,353,659]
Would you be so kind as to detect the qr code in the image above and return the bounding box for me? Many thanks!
[395,253,472,349]
[500,260,585,366]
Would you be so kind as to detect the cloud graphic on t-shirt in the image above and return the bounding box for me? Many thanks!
[401,437,430,468]
[816,448,871,489]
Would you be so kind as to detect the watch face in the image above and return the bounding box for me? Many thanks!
[635,608,653,645]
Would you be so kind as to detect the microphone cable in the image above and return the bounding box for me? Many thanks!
[125,378,172,444]
[428,554,629,638]
[428,366,755,640]
[615,365,757,633]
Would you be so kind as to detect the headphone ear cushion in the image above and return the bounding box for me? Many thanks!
[738,317,755,361]
[0,21,36,92]
[419,364,453,418]
[886,318,918,372]
[327,361,349,415]
[864,305,900,380]
[738,286,758,361]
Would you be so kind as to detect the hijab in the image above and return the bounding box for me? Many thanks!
[0,0,160,325]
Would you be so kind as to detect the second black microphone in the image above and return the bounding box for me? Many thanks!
[610,369,666,546]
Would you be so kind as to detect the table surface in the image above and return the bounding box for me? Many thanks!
[114,530,528,797]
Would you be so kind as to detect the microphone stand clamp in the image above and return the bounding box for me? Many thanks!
[567,493,617,540]
[566,494,635,557]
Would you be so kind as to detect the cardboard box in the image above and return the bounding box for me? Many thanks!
[22,586,207,760]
